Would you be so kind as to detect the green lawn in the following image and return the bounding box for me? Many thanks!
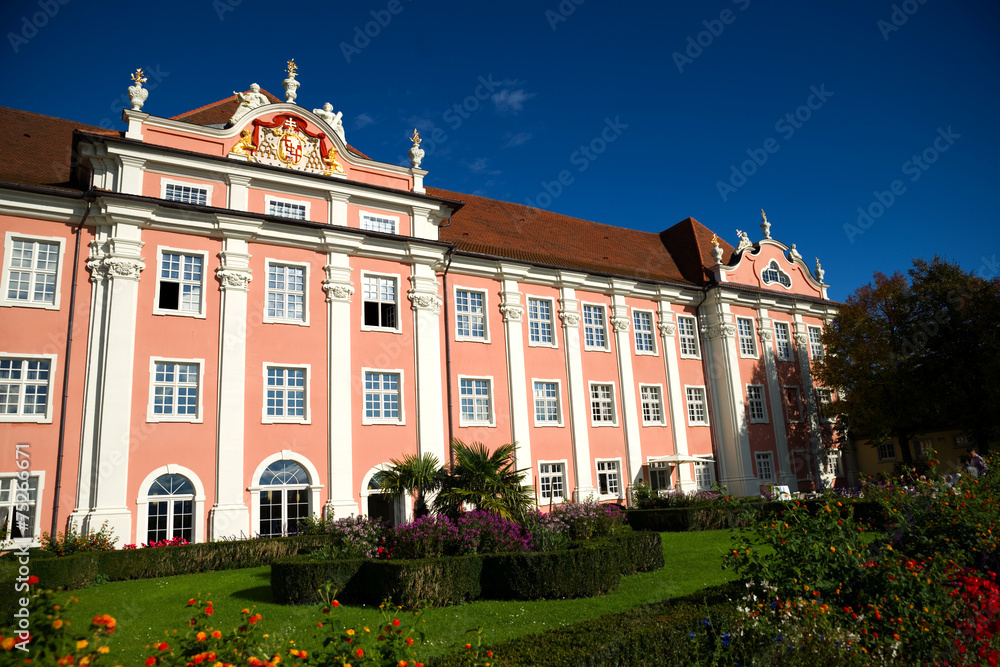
[58,530,735,664]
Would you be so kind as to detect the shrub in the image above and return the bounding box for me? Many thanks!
[40,522,117,556]
[520,510,571,552]
[391,515,476,559]
[455,510,533,554]
[297,514,388,559]
[546,500,627,540]
[270,555,368,605]
[481,542,621,600]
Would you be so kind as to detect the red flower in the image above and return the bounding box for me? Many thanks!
[26,576,39,585]
[355,648,364,658]
[332,600,340,607]
[393,619,401,627]
[204,607,213,616]
[406,637,414,646]
[145,658,157,666]
[465,644,472,649]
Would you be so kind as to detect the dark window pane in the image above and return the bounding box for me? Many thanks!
[364,301,380,327]
[159,281,180,310]
[381,303,396,328]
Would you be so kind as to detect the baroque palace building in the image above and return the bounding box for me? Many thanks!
[0,66,844,547]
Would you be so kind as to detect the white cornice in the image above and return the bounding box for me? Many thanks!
[0,188,87,223]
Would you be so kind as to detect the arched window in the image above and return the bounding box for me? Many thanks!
[761,261,791,288]
[258,460,310,537]
[146,474,194,543]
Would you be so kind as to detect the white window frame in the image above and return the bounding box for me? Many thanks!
[1,232,66,310]
[532,379,563,427]
[877,441,897,462]
[648,460,672,491]
[736,317,758,358]
[816,388,835,423]
[596,458,622,499]
[454,286,489,343]
[774,321,792,361]
[153,247,208,318]
[526,296,557,348]
[360,210,399,235]
[677,315,700,359]
[954,434,975,449]
[361,368,405,425]
[265,195,310,221]
[537,460,567,504]
[248,452,323,539]
[0,470,45,547]
[360,272,402,333]
[0,354,57,424]
[264,259,310,326]
[136,465,206,545]
[808,325,824,360]
[784,385,802,423]
[826,451,842,477]
[761,260,792,289]
[582,303,609,351]
[694,461,715,490]
[261,363,311,424]
[588,381,618,427]
[147,358,205,423]
[161,179,212,207]
[458,375,495,427]
[639,383,666,426]
[747,384,768,424]
[632,309,657,355]
[685,385,709,426]
[755,451,775,483]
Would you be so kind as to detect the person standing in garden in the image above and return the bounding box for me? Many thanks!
[970,449,988,477]
[961,455,980,478]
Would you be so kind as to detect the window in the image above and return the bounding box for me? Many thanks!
[589,382,617,426]
[145,474,194,544]
[164,182,209,206]
[527,297,555,346]
[583,304,607,349]
[0,474,40,542]
[808,326,824,359]
[816,388,834,422]
[360,211,398,234]
[459,377,493,426]
[596,460,621,497]
[538,462,565,502]
[954,434,975,449]
[633,311,655,354]
[737,317,757,357]
[761,260,791,288]
[877,441,897,462]
[149,360,202,422]
[267,197,308,220]
[640,385,665,425]
[784,386,802,423]
[678,315,699,357]
[747,385,768,423]
[648,461,670,491]
[258,460,310,537]
[2,234,62,309]
[826,451,842,477]
[755,452,775,482]
[774,322,791,360]
[685,386,708,425]
[363,371,402,423]
[264,365,308,423]
[455,289,487,341]
[533,380,561,426]
[694,461,715,490]
[0,357,54,422]
[265,262,307,324]
[155,250,205,316]
[362,275,398,330]
[914,439,934,459]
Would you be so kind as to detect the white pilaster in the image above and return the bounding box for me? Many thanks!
[328,191,350,227]
[610,285,643,490]
[701,292,756,496]
[499,266,533,485]
[323,230,363,518]
[117,155,145,196]
[758,310,795,487]
[794,316,825,489]
[225,174,253,211]
[407,244,447,463]
[656,300,694,490]
[558,273,596,499]
[210,229,253,540]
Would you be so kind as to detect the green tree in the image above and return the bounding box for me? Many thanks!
[370,452,443,518]
[433,440,535,522]
[815,257,1000,460]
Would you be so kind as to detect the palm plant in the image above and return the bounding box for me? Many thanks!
[433,440,535,522]
[370,452,443,518]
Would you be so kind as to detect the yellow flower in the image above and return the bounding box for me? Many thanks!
[53,619,64,629]
[77,640,89,649]
[346,629,355,636]
[98,647,110,654]
[830,546,836,552]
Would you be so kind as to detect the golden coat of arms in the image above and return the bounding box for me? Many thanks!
[230,114,342,175]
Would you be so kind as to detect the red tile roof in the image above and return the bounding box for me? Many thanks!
[429,187,733,286]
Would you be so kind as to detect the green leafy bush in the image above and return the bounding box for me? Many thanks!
[40,522,117,555]
[481,542,621,600]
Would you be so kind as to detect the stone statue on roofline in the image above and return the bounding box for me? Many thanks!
[313,102,345,142]
[229,84,269,125]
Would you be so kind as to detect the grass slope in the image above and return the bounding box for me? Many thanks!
[57,530,734,664]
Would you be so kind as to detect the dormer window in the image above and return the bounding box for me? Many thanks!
[761,261,791,288]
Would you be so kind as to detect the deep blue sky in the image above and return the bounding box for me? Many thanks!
[2,0,997,301]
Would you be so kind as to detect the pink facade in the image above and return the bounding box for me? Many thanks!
[0,90,842,548]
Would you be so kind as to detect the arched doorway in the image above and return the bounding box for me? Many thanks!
[258,459,310,537]
[145,473,194,543]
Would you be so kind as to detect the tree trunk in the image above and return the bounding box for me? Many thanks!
[896,429,914,464]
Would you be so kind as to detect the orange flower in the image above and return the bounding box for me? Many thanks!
[197,632,207,642]
[211,630,221,639]
[355,648,364,658]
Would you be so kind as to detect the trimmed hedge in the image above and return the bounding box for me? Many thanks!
[481,542,621,600]
[608,530,664,575]
[627,500,883,532]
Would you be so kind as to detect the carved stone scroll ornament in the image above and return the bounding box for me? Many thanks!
[499,304,524,322]
[559,312,581,327]
[87,257,143,281]
[658,322,676,337]
[323,282,354,302]
[794,333,810,346]
[610,317,631,333]
[705,323,737,339]
[216,269,252,290]
[758,328,774,342]
[408,292,442,313]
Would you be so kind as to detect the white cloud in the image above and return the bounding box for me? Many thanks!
[492,88,535,113]
[466,157,501,175]
[353,113,375,129]
[503,132,533,148]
